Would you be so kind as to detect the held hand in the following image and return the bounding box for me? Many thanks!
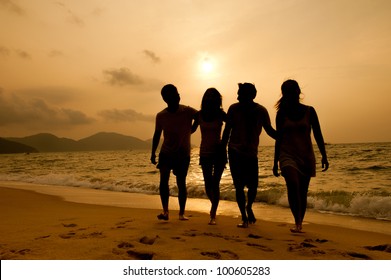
[150,154,157,165]
[218,144,228,163]
[321,157,329,172]
[273,164,280,177]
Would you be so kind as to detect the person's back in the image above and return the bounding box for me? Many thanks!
[222,83,276,228]
[157,104,196,157]
[226,101,271,157]
[151,84,197,221]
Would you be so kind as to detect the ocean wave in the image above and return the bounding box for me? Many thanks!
[2,172,390,220]
[306,191,391,220]
[346,165,390,172]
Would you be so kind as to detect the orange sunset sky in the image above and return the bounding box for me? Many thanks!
[1,0,390,146]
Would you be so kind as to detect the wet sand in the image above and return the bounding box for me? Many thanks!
[0,182,390,260]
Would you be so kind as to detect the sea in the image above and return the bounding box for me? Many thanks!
[0,142,390,221]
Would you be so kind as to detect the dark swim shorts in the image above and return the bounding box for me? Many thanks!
[157,152,190,177]
[228,149,259,189]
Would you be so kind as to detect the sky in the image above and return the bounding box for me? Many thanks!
[1,0,391,146]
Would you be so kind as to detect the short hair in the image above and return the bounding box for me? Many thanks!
[238,83,257,100]
[161,84,178,101]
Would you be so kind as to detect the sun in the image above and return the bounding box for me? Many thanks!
[201,58,214,74]
[200,57,214,75]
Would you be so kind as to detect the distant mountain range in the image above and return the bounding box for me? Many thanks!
[0,138,39,154]
[1,132,151,154]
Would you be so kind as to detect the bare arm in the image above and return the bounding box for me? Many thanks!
[221,122,231,149]
[263,108,277,140]
[150,128,162,165]
[191,111,199,134]
[310,107,329,171]
[264,123,277,140]
[273,112,283,177]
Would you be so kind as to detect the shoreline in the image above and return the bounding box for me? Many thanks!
[1,180,390,235]
[0,181,390,260]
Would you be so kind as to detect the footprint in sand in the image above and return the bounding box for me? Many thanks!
[59,230,104,239]
[34,235,51,240]
[115,239,156,260]
[113,241,135,257]
[364,244,391,253]
[220,250,239,259]
[300,242,317,248]
[183,229,199,237]
[247,243,274,252]
[117,241,134,249]
[201,251,221,259]
[17,248,31,255]
[171,236,182,240]
[248,233,272,241]
[345,252,372,260]
[204,232,241,242]
[201,250,239,260]
[248,233,262,239]
[127,250,154,260]
[139,235,159,245]
[80,231,104,239]
[9,248,31,256]
[62,223,78,228]
[288,240,326,255]
[304,238,329,244]
[59,232,76,239]
[114,220,134,229]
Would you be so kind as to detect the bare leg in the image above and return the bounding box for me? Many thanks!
[299,176,310,223]
[246,186,257,224]
[211,163,224,220]
[176,175,188,220]
[235,184,248,227]
[158,166,170,220]
[282,166,306,232]
[201,163,214,205]
[246,156,258,224]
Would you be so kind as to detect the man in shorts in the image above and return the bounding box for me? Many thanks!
[222,83,276,227]
[151,84,198,221]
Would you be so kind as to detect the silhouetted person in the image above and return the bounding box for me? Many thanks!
[273,79,329,233]
[222,83,276,228]
[151,84,198,221]
[196,88,227,225]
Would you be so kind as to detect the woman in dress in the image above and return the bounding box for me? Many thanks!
[273,80,329,233]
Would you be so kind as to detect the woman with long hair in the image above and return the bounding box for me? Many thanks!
[197,88,227,225]
[273,79,329,233]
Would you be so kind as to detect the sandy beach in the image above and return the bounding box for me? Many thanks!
[0,181,390,260]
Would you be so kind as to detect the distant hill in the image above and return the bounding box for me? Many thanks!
[6,132,149,153]
[7,133,79,153]
[77,132,149,151]
[0,138,38,154]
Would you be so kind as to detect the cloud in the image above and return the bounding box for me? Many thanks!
[0,47,31,59]
[60,108,94,125]
[0,46,10,56]
[15,49,31,59]
[103,67,143,86]
[91,7,105,17]
[0,92,94,128]
[143,50,161,64]
[98,108,154,123]
[0,0,25,15]
[56,2,84,27]
[13,86,78,104]
[48,49,65,58]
